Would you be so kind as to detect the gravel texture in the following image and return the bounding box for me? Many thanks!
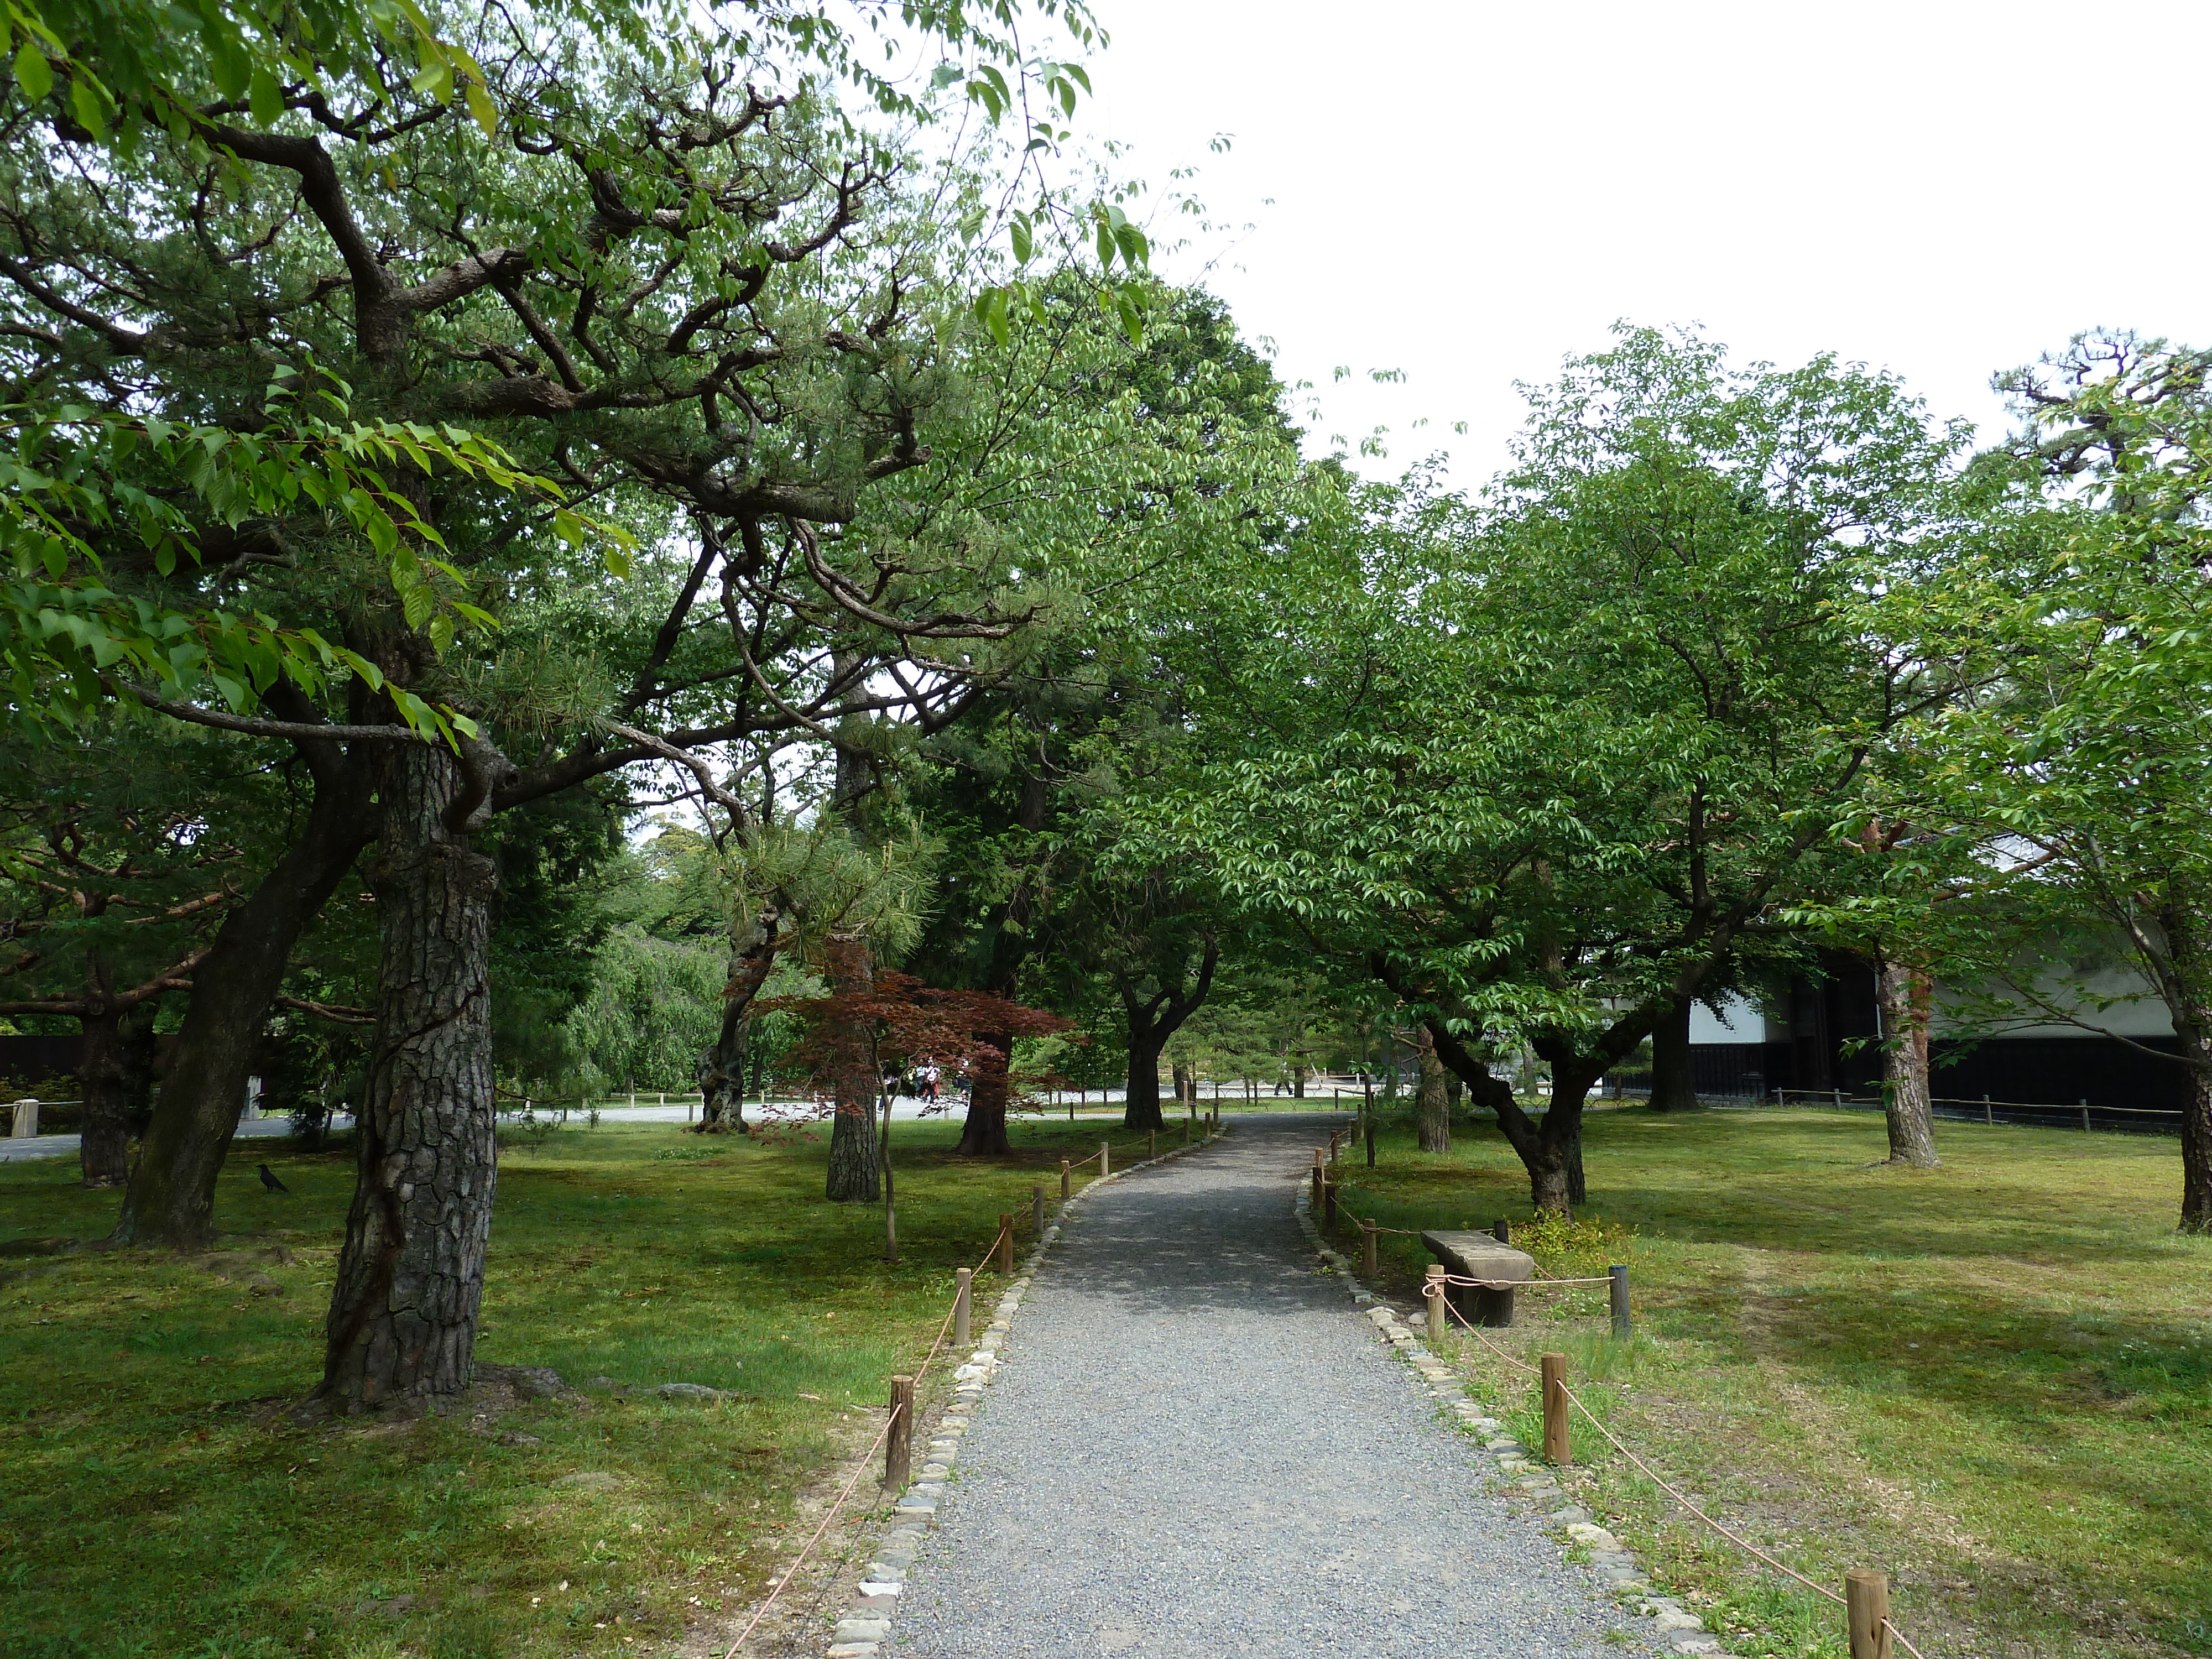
[888,1115,1632,1658]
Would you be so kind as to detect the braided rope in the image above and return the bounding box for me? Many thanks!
[1425,1284,1934,1655]
[721,1400,902,1657]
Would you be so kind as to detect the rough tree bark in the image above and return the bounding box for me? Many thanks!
[114,734,371,1248]
[822,930,881,1202]
[1875,953,1939,1167]
[1414,1027,1452,1153]
[695,904,780,1133]
[2184,1062,2212,1235]
[314,736,506,1411]
[76,951,130,1189]
[2156,901,2212,1233]
[954,775,1046,1159]
[1123,1020,1168,1130]
[1118,940,1218,1133]
[957,1030,1015,1156]
[1647,998,1700,1113]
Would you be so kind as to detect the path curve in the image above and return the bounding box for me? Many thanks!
[890,1115,1625,1658]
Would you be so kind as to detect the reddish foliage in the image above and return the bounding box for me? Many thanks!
[758,971,1076,1119]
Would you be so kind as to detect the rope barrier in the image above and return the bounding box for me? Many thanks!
[1427,1284,1936,1657]
[721,1401,903,1658]
[726,1183,1053,1656]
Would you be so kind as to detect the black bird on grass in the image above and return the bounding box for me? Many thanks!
[257,1164,290,1194]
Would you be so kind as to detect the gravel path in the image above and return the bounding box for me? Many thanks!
[890,1115,1625,1659]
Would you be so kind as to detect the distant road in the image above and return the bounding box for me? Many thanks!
[0,1114,345,1164]
[2,1081,1371,1163]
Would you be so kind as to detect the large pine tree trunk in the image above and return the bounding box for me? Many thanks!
[114,754,371,1248]
[957,1031,1014,1156]
[1648,998,1699,1112]
[1876,953,1939,1167]
[822,931,880,1202]
[76,954,129,1190]
[315,738,501,1411]
[1415,1029,1451,1153]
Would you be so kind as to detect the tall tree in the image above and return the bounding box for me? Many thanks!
[1892,333,2212,1229]
[1161,330,1966,1208]
[3,0,1143,1410]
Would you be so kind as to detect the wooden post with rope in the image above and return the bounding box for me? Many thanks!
[1322,1174,1337,1230]
[1100,1139,1109,1178]
[1541,1352,1571,1465]
[1362,1217,1378,1277]
[1032,1184,1046,1234]
[1425,1265,1446,1342]
[886,1375,914,1489]
[1149,1128,1156,1159]
[1845,1569,1892,1659]
[1060,1157,1071,1200]
[953,1269,972,1347]
[1609,1264,1631,1339]
[996,1213,1013,1274]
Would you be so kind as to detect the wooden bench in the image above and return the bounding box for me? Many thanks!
[1420,1228,1535,1328]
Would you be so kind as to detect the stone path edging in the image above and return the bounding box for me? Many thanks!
[1295,1164,1744,1659]
[821,1126,1229,1659]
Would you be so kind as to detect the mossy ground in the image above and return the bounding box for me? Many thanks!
[0,1115,1164,1659]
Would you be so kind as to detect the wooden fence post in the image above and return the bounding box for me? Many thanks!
[886,1375,914,1489]
[2080,1098,2091,1133]
[953,1268,972,1347]
[1099,1139,1109,1178]
[1032,1184,1046,1234]
[1492,1218,1511,1245]
[1149,1128,1156,1159]
[1361,1217,1378,1277]
[1322,1175,1337,1230]
[996,1213,1013,1274]
[1983,1093,1993,1126]
[1365,1114,1375,1169]
[1060,1158,1071,1200]
[1609,1264,1631,1339]
[1845,1569,1893,1659]
[1425,1265,1446,1342]
[1541,1353,1571,1465]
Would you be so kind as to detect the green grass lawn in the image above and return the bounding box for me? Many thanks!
[1323,1105,2212,1659]
[0,1115,1173,1659]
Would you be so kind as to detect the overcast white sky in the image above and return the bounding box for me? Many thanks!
[1070,0,2212,486]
